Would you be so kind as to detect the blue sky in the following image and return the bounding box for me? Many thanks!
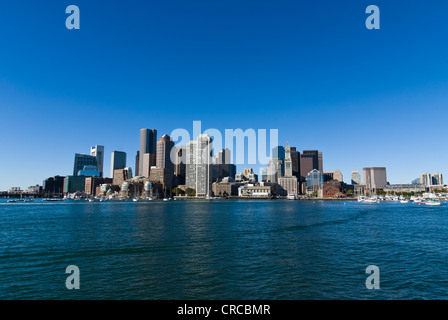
[0,0,447,190]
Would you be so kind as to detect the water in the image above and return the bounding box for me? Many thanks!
[1,199,448,300]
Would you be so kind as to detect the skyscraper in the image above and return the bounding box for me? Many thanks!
[186,134,213,197]
[363,167,387,191]
[351,171,361,185]
[300,150,321,181]
[138,128,157,176]
[284,143,292,177]
[110,151,127,179]
[196,134,213,198]
[156,134,175,188]
[90,145,104,177]
[432,173,443,186]
[278,143,298,196]
[73,153,97,176]
[290,147,300,179]
[174,146,186,186]
[420,173,432,186]
[212,148,236,181]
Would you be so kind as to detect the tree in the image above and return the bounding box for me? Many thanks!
[185,188,196,197]
[312,191,318,197]
[172,187,185,196]
[347,189,354,197]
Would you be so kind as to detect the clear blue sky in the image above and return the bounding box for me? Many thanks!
[1,0,447,190]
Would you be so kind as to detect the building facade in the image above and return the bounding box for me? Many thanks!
[138,128,157,176]
[110,151,127,179]
[363,167,388,191]
[90,145,104,177]
[73,154,97,176]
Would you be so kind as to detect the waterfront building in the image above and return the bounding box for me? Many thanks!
[112,167,133,186]
[85,177,113,195]
[63,176,87,193]
[138,128,157,176]
[238,184,272,198]
[185,134,213,197]
[300,150,322,182]
[322,179,350,198]
[383,184,427,193]
[212,181,243,197]
[43,176,65,195]
[156,134,175,188]
[196,134,213,198]
[90,145,104,177]
[432,173,443,186]
[324,170,343,182]
[110,151,127,179]
[411,178,420,185]
[149,167,169,191]
[363,167,388,192]
[185,140,197,190]
[351,171,361,185]
[73,153,97,176]
[306,169,324,191]
[78,165,101,177]
[420,173,432,186]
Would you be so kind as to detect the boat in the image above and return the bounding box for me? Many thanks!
[133,197,140,202]
[357,196,366,202]
[425,199,441,206]
[163,198,169,201]
[363,197,380,204]
[286,194,296,200]
[42,198,64,201]
[400,199,409,204]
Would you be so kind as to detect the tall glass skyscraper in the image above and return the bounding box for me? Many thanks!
[138,128,157,176]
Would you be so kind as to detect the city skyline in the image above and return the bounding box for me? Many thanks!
[1,1,448,190]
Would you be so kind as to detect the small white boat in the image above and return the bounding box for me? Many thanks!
[163,198,169,201]
[286,194,296,200]
[363,197,380,204]
[400,199,409,204]
[133,197,140,202]
[425,199,441,206]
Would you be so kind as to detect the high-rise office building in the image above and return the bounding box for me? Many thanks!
[432,173,443,186]
[186,140,197,190]
[113,167,132,186]
[300,150,320,181]
[351,171,361,185]
[420,173,432,186]
[196,134,213,198]
[138,128,157,176]
[306,169,324,190]
[186,134,213,197]
[290,147,300,179]
[73,153,97,176]
[363,167,387,191]
[174,146,186,186]
[110,151,127,179]
[212,148,236,182]
[90,145,104,177]
[324,170,343,182]
[135,151,140,177]
[156,134,175,188]
[279,143,298,195]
